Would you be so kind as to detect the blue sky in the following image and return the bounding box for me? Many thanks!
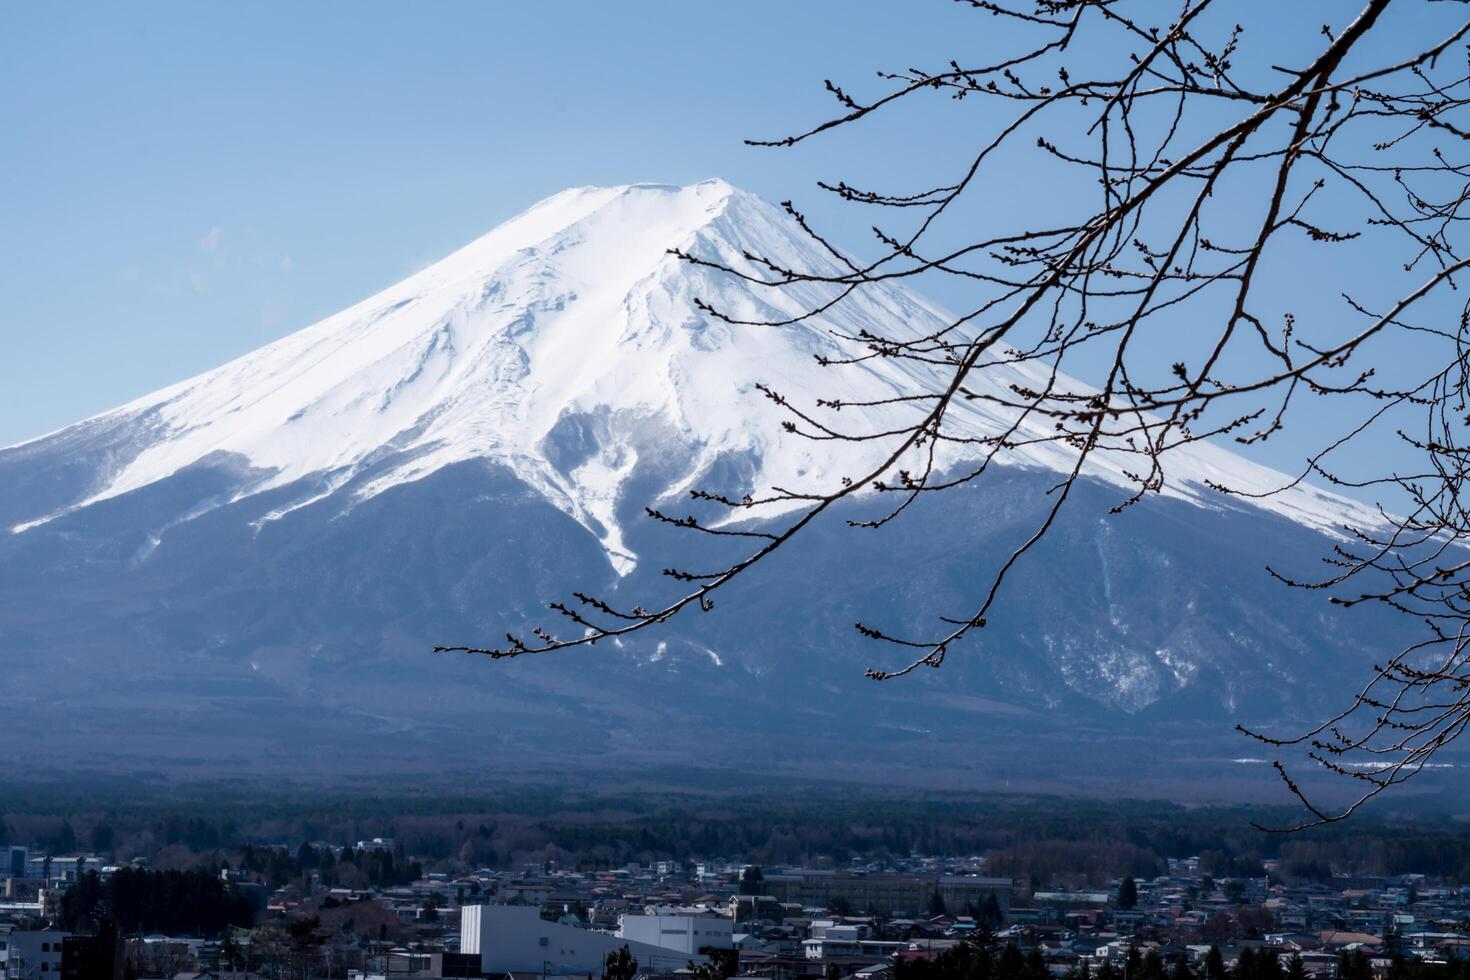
[2,2,1463,495]
[3,1,980,446]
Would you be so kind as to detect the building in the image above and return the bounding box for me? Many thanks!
[802,938,904,961]
[619,913,733,955]
[761,871,1011,917]
[4,929,67,980]
[810,922,871,941]
[461,905,704,977]
[20,857,93,888]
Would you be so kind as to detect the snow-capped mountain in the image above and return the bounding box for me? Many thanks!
[0,180,1418,792]
[5,179,1373,569]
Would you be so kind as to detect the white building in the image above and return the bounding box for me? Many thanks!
[21,855,94,886]
[462,905,701,977]
[803,937,903,963]
[809,922,869,941]
[618,913,733,956]
[4,930,67,980]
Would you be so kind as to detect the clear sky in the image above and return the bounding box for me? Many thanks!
[2,2,1462,493]
[2,1,982,446]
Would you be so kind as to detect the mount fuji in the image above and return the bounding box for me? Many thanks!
[0,180,1414,793]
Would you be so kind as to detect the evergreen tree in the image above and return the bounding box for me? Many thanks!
[997,943,1026,980]
[318,847,337,885]
[58,868,254,935]
[893,932,995,980]
[1118,877,1138,911]
[604,945,639,980]
[1339,952,1372,980]
[737,866,765,897]
[1233,949,1283,980]
[970,924,999,958]
[1204,946,1227,980]
[1137,951,1166,980]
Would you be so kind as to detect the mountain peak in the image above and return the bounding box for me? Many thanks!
[1,180,792,554]
[5,180,1379,570]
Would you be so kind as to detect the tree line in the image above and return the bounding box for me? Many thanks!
[57,868,255,936]
[896,937,1469,980]
[12,790,1470,886]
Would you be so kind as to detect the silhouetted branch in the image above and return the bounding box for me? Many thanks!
[443,0,1470,828]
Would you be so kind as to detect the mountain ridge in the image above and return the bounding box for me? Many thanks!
[0,180,1428,794]
[5,180,1377,570]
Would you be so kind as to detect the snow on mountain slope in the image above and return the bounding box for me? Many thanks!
[4,179,1378,568]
